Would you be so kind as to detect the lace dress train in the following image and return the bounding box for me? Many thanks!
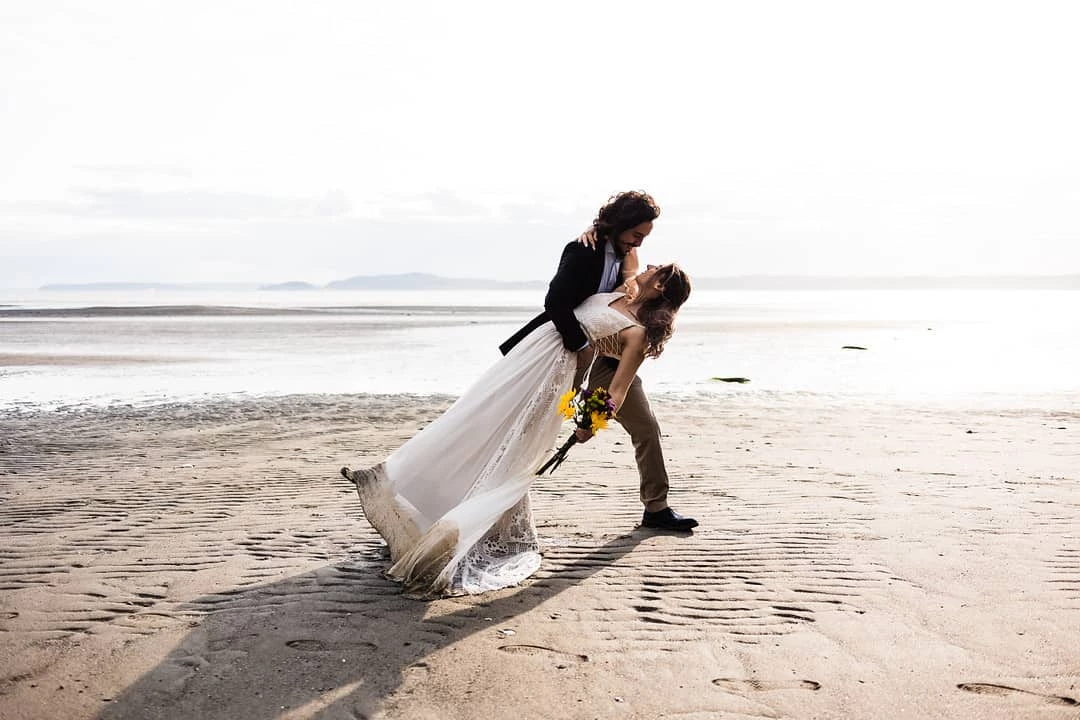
[342,293,638,597]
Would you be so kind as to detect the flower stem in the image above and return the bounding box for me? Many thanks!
[535,434,578,475]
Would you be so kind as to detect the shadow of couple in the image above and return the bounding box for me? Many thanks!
[98,532,646,720]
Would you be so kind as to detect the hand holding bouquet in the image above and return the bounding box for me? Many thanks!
[536,387,616,475]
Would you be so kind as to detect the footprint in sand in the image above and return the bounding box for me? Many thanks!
[285,638,377,653]
[712,678,821,692]
[399,661,431,694]
[498,644,589,663]
[957,683,1078,706]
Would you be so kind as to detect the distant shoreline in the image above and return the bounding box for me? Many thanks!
[0,304,531,318]
[31,273,1080,292]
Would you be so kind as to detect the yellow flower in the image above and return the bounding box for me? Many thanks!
[590,411,609,432]
[557,389,577,419]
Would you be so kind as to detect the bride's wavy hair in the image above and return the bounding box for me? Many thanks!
[639,264,691,358]
[593,191,660,247]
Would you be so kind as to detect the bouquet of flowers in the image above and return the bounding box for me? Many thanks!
[535,386,617,475]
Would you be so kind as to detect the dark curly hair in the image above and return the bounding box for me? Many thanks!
[592,191,660,248]
[638,264,691,358]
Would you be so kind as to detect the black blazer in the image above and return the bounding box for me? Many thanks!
[499,239,612,355]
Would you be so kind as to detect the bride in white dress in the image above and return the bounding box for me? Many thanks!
[341,264,692,597]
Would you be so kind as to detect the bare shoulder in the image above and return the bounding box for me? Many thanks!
[619,324,646,346]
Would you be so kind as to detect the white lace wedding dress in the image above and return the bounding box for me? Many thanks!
[342,292,640,597]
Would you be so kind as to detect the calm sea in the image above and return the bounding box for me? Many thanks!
[1,288,1078,411]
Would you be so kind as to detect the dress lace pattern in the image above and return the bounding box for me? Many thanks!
[344,293,639,597]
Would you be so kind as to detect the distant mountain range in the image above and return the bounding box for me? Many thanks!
[39,274,545,292]
[39,273,1080,292]
[40,282,261,292]
[324,273,544,290]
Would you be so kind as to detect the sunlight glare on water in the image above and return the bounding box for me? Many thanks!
[1,288,1077,410]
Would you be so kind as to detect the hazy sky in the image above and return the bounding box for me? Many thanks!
[2,0,1078,287]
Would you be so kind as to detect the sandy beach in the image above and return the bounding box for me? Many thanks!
[0,393,1077,719]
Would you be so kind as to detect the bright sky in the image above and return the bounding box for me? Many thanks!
[2,0,1078,287]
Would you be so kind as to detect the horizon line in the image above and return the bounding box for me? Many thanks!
[7,272,1078,293]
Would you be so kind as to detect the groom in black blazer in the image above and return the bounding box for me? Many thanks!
[498,238,610,356]
[499,191,698,532]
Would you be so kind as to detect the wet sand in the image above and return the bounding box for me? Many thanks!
[0,394,1077,719]
[0,354,202,367]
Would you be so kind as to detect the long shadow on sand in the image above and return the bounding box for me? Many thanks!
[98,534,644,720]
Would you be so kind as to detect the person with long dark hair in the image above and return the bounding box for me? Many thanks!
[341,192,693,597]
[502,191,698,532]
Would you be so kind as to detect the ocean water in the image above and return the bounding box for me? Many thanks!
[1,288,1078,411]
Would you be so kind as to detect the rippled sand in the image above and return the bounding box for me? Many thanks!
[0,394,1077,719]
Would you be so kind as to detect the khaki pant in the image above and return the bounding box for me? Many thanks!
[574,358,669,510]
